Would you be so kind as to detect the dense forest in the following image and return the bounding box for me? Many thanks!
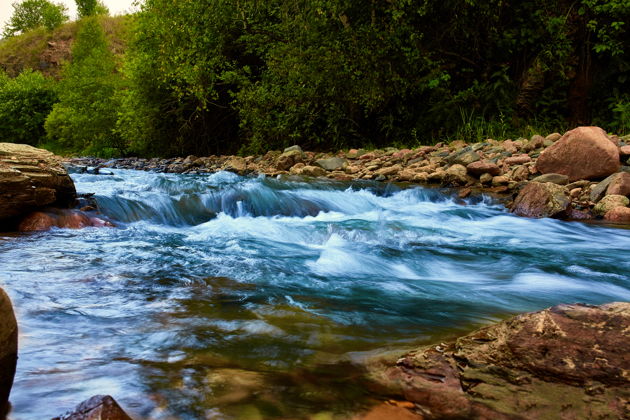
[0,0,628,157]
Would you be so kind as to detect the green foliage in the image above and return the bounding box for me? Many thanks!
[75,0,109,18]
[2,0,68,38]
[0,70,58,145]
[45,17,124,156]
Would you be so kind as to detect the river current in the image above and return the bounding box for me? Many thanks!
[1,170,629,419]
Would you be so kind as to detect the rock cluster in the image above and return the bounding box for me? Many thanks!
[370,302,630,420]
[0,143,76,227]
[69,126,630,223]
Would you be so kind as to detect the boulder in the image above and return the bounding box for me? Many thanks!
[510,182,569,218]
[593,194,629,217]
[536,127,620,181]
[53,395,133,420]
[445,164,469,185]
[606,171,630,196]
[603,206,630,223]
[297,165,326,178]
[315,157,347,171]
[276,150,303,171]
[448,150,480,166]
[466,160,501,177]
[223,156,247,173]
[0,288,17,417]
[0,143,76,225]
[531,173,569,185]
[373,302,630,420]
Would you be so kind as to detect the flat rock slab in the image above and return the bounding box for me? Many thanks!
[0,143,76,224]
[373,302,630,420]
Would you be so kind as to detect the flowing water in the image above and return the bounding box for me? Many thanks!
[1,170,630,419]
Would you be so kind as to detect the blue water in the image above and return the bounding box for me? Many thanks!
[1,170,629,419]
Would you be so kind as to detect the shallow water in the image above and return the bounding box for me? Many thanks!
[1,170,629,419]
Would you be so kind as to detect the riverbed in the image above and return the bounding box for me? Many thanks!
[1,170,629,419]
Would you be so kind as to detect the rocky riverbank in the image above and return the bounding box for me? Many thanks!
[68,126,630,224]
[366,302,630,420]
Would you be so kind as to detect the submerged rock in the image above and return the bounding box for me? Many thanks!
[0,287,17,418]
[18,209,113,232]
[373,302,630,420]
[53,395,133,420]
[0,143,76,225]
[510,182,569,218]
[536,126,620,181]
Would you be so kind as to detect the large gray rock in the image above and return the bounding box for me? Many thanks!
[0,143,76,225]
[0,287,17,417]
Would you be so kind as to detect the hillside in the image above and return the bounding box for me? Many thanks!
[0,15,132,78]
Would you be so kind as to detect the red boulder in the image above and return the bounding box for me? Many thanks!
[536,127,620,181]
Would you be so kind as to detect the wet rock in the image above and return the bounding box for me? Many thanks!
[593,194,629,217]
[0,143,76,224]
[315,157,347,171]
[566,207,593,220]
[531,173,569,185]
[18,209,113,232]
[375,302,630,420]
[536,126,620,181]
[353,402,422,420]
[0,287,17,418]
[510,182,570,218]
[603,206,630,223]
[466,160,501,177]
[53,395,133,420]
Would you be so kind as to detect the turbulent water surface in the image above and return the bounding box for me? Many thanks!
[1,170,630,419]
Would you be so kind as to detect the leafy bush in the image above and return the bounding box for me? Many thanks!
[0,70,57,145]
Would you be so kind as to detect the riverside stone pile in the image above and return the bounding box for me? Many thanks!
[69,126,630,223]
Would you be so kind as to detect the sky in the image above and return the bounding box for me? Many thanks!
[1,0,138,30]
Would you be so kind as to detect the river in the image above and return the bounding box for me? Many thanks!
[1,170,629,419]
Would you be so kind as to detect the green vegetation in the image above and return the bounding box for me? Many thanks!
[0,70,57,145]
[1,0,629,157]
[44,16,124,156]
[2,0,68,38]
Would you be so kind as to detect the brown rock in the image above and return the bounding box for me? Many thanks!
[466,160,501,177]
[510,182,569,218]
[536,126,620,181]
[375,303,630,420]
[606,171,630,196]
[0,288,17,418]
[224,156,247,173]
[298,165,327,177]
[53,395,133,420]
[375,164,402,178]
[353,403,423,420]
[275,150,303,171]
[504,154,531,165]
[545,132,562,142]
[603,206,630,223]
[0,143,76,224]
[593,194,629,216]
[491,175,509,186]
[620,145,630,156]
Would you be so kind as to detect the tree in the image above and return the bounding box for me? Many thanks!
[2,0,68,38]
[45,17,124,156]
[75,0,109,18]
